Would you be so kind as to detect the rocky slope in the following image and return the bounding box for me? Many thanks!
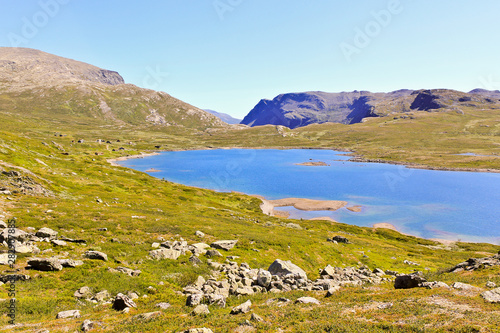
[241,89,500,129]
[0,47,226,130]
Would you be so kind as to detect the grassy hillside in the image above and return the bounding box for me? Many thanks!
[0,108,499,332]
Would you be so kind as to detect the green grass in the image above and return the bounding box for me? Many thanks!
[0,89,499,332]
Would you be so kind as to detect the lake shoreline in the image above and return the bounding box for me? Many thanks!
[111,147,499,174]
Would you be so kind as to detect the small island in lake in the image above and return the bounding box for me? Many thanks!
[295,161,330,166]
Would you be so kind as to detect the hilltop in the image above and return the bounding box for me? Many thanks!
[241,89,500,129]
[0,47,226,130]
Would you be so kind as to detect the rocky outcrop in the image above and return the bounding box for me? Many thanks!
[481,288,500,303]
[27,257,63,271]
[449,252,500,272]
[84,251,108,261]
[112,293,137,311]
[56,310,80,319]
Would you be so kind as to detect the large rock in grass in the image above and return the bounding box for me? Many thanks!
[481,288,500,303]
[112,293,137,311]
[394,273,426,289]
[149,248,181,260]
[268,259,307,280]
[230,299,252,314]
[27,257,63,271]
[84,251,108,261]
[183,329,214,333]
[0,228,28,243]
[56,309,80,319]
[211,240,238,251]
[295,297,320,305]
[36,227,58,239]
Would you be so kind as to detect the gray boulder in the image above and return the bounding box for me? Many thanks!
[0,228,28,243]
[51,239,67,246]
[27,257,63,271]
[133,311,162,321]
[205,249,223,257]
[56,309,80,319]
[36,227,58,239]
[211,240,238,251]
[256,269,272,288]
[155,302,171,309]
[192,304,210,315]
[84,251,108,261]
[295,296,320,305]
[59,259,84,268]
[74,286,92,298]
[421,281,449,289]
[481,288,500,303]
[183,329,214,333]
[268,259,307,280]
[230,299,252,314]
[81,319,96,332]
[149,248,181,260]
[92,290,111,302]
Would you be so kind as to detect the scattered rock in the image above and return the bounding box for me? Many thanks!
[155,302,171,310]
[84,251,108,261]
[0,274,30,283]
[27,257,63,271]
[481,288,500,303]
[51,239,67,246]
[186,293,204,307]
[149,248,181,260]
[403,260,420,266]
[328,236,350,244]
[92,290,111,302]
[183,329,214,333]
[151,242,160,248]
[195,230,205,238]
[111,266,141,277]
[451,282,478,291]
[205,249,223,257]
[112,293,137,311]
[231,300,252,314]
[421,281,449,289]
[268,259,307,280]
[394,273,427,289]
[192,304,210,315]
[59,259,84,268]
[189,255,202,265]
[74,286,92,298]
[56,309,80,319]
[295,297,320,305]
[450,253,500,272]
[81,319,97,332]
[486,281,497,288]
[211,240,238,251]
[250,313,264,323]
[0,228,28,243]
[326,285,341,297]
[36,227,58,239]
[133,311,162,321]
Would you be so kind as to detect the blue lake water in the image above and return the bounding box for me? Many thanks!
[117,149,500,244]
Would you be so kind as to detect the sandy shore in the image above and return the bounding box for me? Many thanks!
[295,161,330,166]
[260,197,348,217]
[373,223,400,232]
[347,205,362,212]
[107,152,160,167]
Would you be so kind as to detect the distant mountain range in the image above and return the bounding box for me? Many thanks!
[204,109,242,124]
[0,47,227,130]
[241,89,500,129]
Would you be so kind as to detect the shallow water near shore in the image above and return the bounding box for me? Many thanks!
[117,149,500,244]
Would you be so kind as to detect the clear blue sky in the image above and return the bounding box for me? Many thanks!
[1,0,500,118]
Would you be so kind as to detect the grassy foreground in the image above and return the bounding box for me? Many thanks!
[0,108,499,332]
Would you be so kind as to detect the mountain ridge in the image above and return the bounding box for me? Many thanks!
[241,89,500,129]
